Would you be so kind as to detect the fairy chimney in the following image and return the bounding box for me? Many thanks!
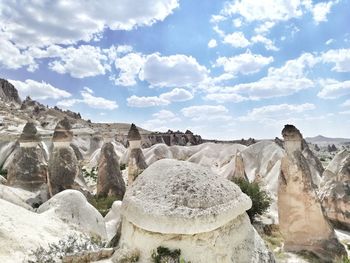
[52,117,73,148]
[127,124,147,185]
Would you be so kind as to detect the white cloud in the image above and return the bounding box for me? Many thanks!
[233,18,243,27]
[0,38,37,71]
[181,105,231,121]
[239,103,316,122]
[205,53,317,100]
[339,110,350,115]
[251,35,279,51]
[153,109,177,119]
[140,53,208,88]
[215,51,273,75]
[325,39,334,45]
[223,0,303,22]
[0,0,179,48]
[204,93,247,103]
[208,39,218,48]
[159,88,193,102]
[127,95,170,107]
[254,21,276,34]
[318,79,350,99]
[341,99,350,107]
[9,79,71,100]
[57,89,118,110]
[223,32,250,48]
[113,52,145,86]
[310,1,336,24]
[321,49,350,72]
[48,45,110,78]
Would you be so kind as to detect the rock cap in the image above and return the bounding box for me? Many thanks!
[52,117,73,142]
[19,122,40,142]
[122,159,252,234]
[282,124,303,141]
[127,123,141,141]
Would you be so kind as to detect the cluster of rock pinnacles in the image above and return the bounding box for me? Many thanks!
[6,119,147,202]
[5,120,347,261]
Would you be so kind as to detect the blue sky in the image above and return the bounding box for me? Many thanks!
[1,0,350,139]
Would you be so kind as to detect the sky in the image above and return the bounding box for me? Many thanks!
[1,0,350,139]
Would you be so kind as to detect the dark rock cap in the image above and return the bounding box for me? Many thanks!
[52,117,73,142]
[19,122,40,142]
[282,124,303,140]
[127,123,141,141]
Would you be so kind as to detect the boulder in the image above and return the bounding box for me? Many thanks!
[97,142,125,199]
[319,150,350,231]
[118,159,274,263]
[105,201,122,241]
[37,190,107,239]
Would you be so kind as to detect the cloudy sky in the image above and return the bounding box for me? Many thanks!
[1,0,350,139]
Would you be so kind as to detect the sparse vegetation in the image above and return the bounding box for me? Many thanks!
[89,195,119,216]
[0,166,7,179]
[233,177,272,222]
[151,246,190,263]
[82,167,98,182]
[336,256,350,263]
[120,163,126,170]
[27,234,105,263]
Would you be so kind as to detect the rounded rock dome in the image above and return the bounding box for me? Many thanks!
[122,159,252,234]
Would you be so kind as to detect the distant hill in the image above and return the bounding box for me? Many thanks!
[305,135,350,145]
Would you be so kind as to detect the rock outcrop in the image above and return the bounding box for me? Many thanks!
[127,124,147,185]
[97,142,125,199]
[6,122,48,192]
[0,78,21,104]
[37,190,107,239]
[319,149,350,231]
[48,118,84,196]
[278,125,346,261]
[232,150,248,180]
[117,159,274,263]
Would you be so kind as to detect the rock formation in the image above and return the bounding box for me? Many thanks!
[0,78,21,104]
[6,122,48,192]
[278,125,346,261]
[233,150,248,180]
[48,118,83,196]
[127,124,147,185]
[319,149,350,231]
[97,142,125,199]
[116,159,274,263]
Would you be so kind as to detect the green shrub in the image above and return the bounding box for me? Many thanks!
[89,195,119,217]
[28,234,105,263]
[151,246,190,263]
[232,177,271,222]
[0,166,7,179]
[82,167,98,182]
[120,163,126,171]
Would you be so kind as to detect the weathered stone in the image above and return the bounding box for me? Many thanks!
[48,147,80,195]
[278,125,346,261]
[52,117,73,143]
[119,159,274,263]
[127,123,141,141]
[319,150,350,231]
[0,78,21,104]
[128,148,147,184]
[97,142,125,199]
[19,122,40,144]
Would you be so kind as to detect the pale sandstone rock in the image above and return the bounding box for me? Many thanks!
[319,149,350,231]
[105,201,122,241]
[278,125,346,261]
[97,142,125,199]
[118,159,274,263]
[37,190,107,239]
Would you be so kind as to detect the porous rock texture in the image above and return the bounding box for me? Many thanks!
[278,125,346,261]
[52,117,73,143]
[0,78,21,104]
[37,190,107,239]
[105,200,122,241]
[118,159,274,263]
[6,122,48,192]
[319,149,350,231]
[48,146,81,195]
[97,142,125,199]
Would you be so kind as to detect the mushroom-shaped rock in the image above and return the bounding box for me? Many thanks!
[118,159,274,263]
[37,190,107,239]
[52,117,73,145]
[97,142,126,199]
[6,122,48,192]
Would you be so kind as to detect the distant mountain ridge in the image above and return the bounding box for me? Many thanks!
[305,135,350,145]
